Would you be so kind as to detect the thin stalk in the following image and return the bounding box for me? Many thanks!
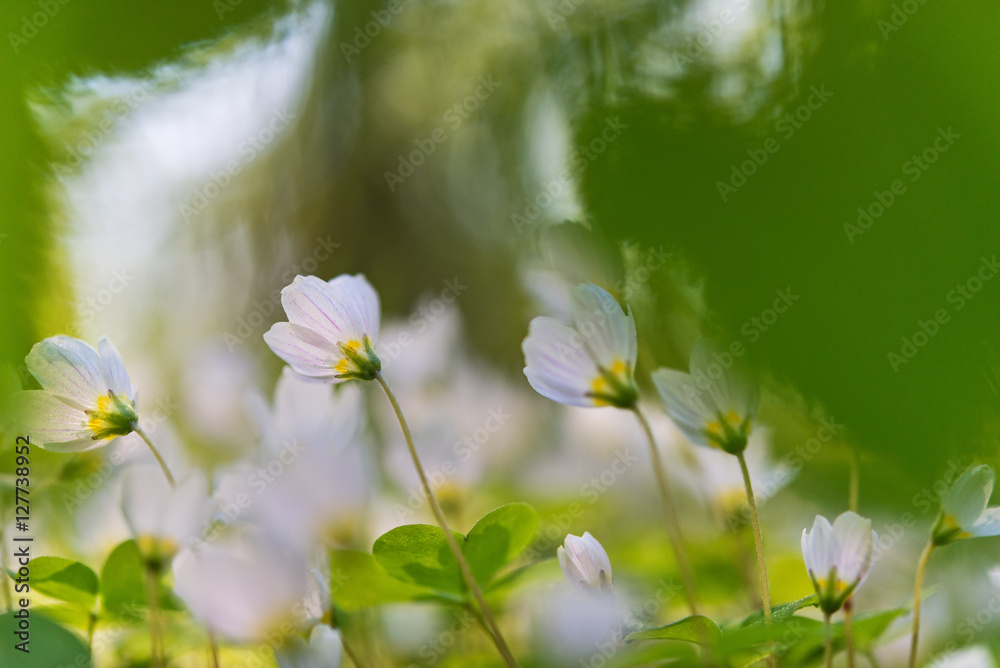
[844,599,856,668]
[824,613,833,668]
[87,612,97,652]
[736,452,772,621]
[134,426,175,487]
[209,630,220,668]
[330,607,366,667]
[145,566,163,668]
[736,452,774,668]
[848,447,860,513]
[909,542,934,668]
[632,407,699,614]
[375,374,519,668]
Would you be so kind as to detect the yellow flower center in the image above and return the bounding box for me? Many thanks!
[334,340,363,375]
[590,359,630,407]
[85,392,138,440]
[706,409,744,437]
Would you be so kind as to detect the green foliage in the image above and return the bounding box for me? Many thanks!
[369,503,540,601]
[0,612,90,667]
[328,550,447,611]
[625,615,722,644]
[23,556,98,611]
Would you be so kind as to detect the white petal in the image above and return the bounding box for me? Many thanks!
[98,338,135,400]
[523,317,599,408]
[988,567,1000,592]
[831,511,874,584]
[969,508,1000,538]
[651,368,715,447]
[689,339,758,421]
[805,515,835,581]
[25,336,103,408]
[327,274,380,345]
[161,472,211,547]
[309,625,343,667]
[263,323,342,381]
[569,284,636,369]
[9,390,94,450]
[558,546,585,586]
[943,465,994,530]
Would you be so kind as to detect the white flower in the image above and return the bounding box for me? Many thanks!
[14,336,139,452]
[276,624,343,668]
[121,466,212,565]
[173,532,310,642]
[652,339,758,454]
[264,274,381,383]
[558,532,614,593]
[933,465,1000,545]
[522,283,638,408]
[801,511,877,614]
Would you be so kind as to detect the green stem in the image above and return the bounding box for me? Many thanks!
[209,629,220,668]
[736,452,772,622]
[87,612,97,653]
[632,407,700,615]
[844,599,856,668]
[330,607,365,667]
[134,426,175,487]
[375,374,519,668]
[849,446,860,513]
[909,542,934,668]
[145,565,163,668]
[824,613,833,668]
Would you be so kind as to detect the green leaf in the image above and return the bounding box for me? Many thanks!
[328,550,447,611]
[98,540,180,619]
[625,615,723,645]
[781,608,908,664]
[0,612,91,667]
[373,524,470,593]
[739,594,818,628]
[373,503,540,595]
[463,502,539,584]
[25,557,98,610]
[851,608,908,651]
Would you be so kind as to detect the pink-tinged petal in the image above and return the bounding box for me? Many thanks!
[26,336,103,408]
[10,390,93,450]
[651,368,716,447]
[263,323,341,382]
[327,274,381,345]
[570,284,636,370]
[280,275,378,347]
[98,338,134,400]
[523,317,599,407]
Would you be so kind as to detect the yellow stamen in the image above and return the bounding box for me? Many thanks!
[706,409,743,436]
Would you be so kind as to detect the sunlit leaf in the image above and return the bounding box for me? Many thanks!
[0,612,90,667]
[328,550,449,610]
[23,556,98,610]
[625,615,722,645]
